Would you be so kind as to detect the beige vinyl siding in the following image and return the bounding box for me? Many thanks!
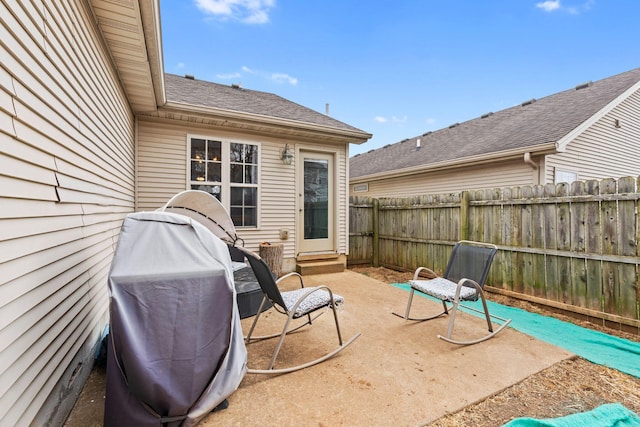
[137,119,350,261]
[546,88,640,183]
[0,1,134,426]
[136,120,188,210]
[352,159,536,198]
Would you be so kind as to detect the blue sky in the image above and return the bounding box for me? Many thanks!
[160,1,639,156]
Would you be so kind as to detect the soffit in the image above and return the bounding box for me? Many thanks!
[88,0,164,112]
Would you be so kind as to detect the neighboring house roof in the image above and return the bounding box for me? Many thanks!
[161,73,371,142]
[350,68,640,180]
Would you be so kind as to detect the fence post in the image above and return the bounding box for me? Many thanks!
[460,190,469,240]
[373,198,379,267]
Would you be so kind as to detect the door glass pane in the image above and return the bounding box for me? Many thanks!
[304,158,328,239]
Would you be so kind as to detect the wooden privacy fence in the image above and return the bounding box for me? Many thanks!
[349,176,640,331]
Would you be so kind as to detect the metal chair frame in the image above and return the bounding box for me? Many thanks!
[393,240,512,345]
[238,247,360,374]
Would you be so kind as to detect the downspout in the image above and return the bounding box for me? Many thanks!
[523,152,540,185]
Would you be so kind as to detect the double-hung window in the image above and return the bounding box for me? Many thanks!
[189,136,258,227]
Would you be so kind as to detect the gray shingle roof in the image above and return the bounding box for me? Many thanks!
[350,68,640,179]
[164,73,367,134]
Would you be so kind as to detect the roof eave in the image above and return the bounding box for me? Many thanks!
[351,143,558,183]
[162,101,372,143]
[89,0,165,112]
[556,79,640,152]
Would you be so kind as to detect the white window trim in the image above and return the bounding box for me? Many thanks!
[353,183,369,193]
[554,168,578,185]
[187,134,261,229]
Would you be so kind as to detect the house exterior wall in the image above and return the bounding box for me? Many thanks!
[137,118,350,266]
[545,88,640,184]
[0,2,134,425]
[350,158,536,199]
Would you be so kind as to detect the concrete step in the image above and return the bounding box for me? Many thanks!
[296,252,340,262]
[296,260,344,275]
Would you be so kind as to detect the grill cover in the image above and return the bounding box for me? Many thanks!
[105,211,247,426]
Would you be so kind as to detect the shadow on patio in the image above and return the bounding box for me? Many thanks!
[64,270,572,426]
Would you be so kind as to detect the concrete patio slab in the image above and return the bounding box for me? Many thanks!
[65,270,573,426]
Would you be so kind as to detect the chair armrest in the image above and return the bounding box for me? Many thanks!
[413,266,438,280]
[277,271,305,288]
[455,278,482,301]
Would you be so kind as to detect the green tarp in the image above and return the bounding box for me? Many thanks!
[502,403,640,427]
[392,283,640,378]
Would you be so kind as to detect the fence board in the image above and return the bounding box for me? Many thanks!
[601,179,618,315]
[556,183,571,303]
[570,181,588,307]
[530,186,546,298]
[617,177,638,320]
[544,184,559,301]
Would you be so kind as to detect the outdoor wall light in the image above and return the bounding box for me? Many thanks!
[281,144,294,165]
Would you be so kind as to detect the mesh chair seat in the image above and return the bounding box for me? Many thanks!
[282,288,344,318]
[410,277,477,302]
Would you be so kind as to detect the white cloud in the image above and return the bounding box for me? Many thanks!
[425,117,436,125]
[374,115,409,124]
[536,0,561,12]
[176,62,185,69]
[271,73,298,85]
[536,0,594,14]
[241,65,255,73]
[194,0,275,24]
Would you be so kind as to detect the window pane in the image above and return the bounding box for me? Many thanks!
[244,187,256,206]
[208,140,221,161]
[243,207,256,226]
[191,184,221,200]
[245,165,257,184]
[244,145,257,163]
[230,164,243,183]
[191,162,205,181]
[230,187,243,205]
[191,139,205,160]
[230,207,242,226]
[230,143,243,162]
[207,163,221,182]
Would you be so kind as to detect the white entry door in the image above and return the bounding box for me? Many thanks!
[297,151,335,254]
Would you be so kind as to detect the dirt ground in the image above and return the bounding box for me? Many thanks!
[350,266,640,426]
